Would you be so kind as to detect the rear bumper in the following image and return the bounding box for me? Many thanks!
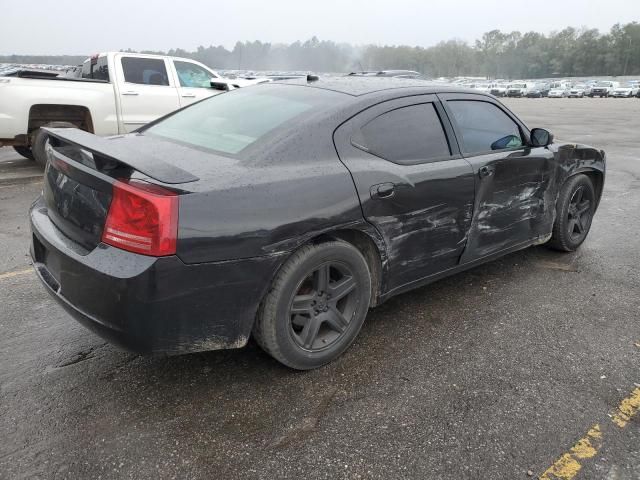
[30,197,285,355]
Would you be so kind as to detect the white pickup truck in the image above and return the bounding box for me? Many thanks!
[0,52,266,165]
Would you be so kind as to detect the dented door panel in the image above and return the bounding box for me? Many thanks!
[333,96,475,291]
[459,146,557,262]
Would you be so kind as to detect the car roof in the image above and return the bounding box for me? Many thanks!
[273,76,472,97]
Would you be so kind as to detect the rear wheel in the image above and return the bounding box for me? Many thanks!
[13,146,34,160]
[31,121,77,168]
[547,174,595,252]
[253,241,371,370]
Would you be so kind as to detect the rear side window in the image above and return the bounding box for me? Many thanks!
[121,57,169,86]
[446,100,523,154]
[81,56,109,81]
[353,104,451,164]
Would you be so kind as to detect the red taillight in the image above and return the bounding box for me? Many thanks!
[102,179,178,256]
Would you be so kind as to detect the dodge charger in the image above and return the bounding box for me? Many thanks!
[30,77,605,369]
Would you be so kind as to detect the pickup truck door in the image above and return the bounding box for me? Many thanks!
[170,59,222,107]
[114,55,180,132]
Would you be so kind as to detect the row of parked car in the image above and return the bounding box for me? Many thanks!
[464,80,640,98]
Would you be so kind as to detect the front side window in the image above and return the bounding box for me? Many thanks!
[447,100,523,154]
[174,61,216,88]
[121,57,169,86]
[353,103,451,164]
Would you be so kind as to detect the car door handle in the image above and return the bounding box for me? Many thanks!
[181,93,197,98]
[370,182,396,199]
[122,91,139,96]
[478,165,495,178]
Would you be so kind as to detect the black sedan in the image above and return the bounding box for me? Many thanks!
[30,78,605,369]
[526,83,551,98]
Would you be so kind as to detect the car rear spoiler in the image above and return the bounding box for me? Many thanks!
[43,128,199,184]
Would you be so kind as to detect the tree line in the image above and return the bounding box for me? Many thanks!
[2,22,639,78]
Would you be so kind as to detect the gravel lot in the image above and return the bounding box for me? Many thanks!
[1,98,639,479]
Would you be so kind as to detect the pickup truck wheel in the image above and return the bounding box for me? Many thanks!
[31,121,76,168]
[13,146,34,160]
[253,241,371,370]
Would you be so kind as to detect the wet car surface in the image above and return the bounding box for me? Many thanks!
[29,78,604,369]
[1,98,638,479]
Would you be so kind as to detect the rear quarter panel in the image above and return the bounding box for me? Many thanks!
[175,121,367,264]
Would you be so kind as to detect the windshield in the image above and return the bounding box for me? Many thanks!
[145,84,346,155]
[595,81,612,87]
[511,83,526,88]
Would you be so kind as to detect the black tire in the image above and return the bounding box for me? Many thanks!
[547,174,596,252]
[31,121,77,168]
[253,241,372,370]
[13,146,34,160]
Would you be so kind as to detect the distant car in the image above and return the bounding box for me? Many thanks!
[473,83,500,94]
[526,83,550,98]
[347,70,428,80]
[490,83,511,97]
[30,78,605,369]
[506,82,533,97]
[548,88,569,98]
[568,85,590,98]
[590,81,619,97]
[610,83,640,98]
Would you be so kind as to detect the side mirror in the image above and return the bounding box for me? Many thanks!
[210,80,231,91]
[530,128,554,147]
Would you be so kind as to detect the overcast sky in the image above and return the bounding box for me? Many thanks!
[1,0,638,55]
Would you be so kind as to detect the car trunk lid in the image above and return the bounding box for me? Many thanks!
[42,128,200,252]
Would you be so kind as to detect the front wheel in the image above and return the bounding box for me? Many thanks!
[253,241,372,370]
[547,174,596,252]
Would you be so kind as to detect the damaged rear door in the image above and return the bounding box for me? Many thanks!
[439,93,556,262]
[334,95,475,292]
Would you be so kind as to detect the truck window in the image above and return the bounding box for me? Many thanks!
[121,57,170,86]
[81,56,109,81]
[174,61,216,88]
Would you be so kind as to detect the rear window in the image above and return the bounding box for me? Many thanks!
[145,84,345,155]
[81,56,109,81]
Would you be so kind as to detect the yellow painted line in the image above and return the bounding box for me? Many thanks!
[539,425,602,480]
[0,267,33,280]
[539,386,640,479]
[610,386,640,428]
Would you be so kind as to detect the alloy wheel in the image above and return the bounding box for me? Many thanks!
[288,262,359,351]
[567,185,593,242]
